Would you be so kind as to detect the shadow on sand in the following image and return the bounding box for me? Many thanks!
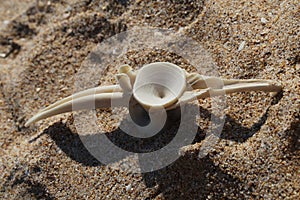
[36,96,282,199]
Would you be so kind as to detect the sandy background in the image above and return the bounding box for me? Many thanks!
[0,0,299,199]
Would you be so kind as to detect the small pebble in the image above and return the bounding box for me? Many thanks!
[238,41,246,51]
[3,20,10,25]
[261,17,268,24]
[126,184,132,191]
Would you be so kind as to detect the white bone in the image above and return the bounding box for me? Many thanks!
[25,62,282,127]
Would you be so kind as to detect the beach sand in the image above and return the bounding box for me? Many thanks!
[0,0,299,199]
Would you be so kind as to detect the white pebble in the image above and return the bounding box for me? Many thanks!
[261,17,268,24]
[238,41,246,51]
[125,184,132,191]
[3,20,10,25]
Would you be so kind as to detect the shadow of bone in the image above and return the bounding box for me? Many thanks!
[142,154,247,200]
[44,122,102,167]
[220,90,283,142]
[41,98,278,198]
[220,110,269,142]
[42,99,272,167]
[40,104,266,198]
[194,98,280,143]
[286,119,300,154]
[43,103,203,167]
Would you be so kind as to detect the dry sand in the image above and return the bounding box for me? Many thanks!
[0,0,299,199]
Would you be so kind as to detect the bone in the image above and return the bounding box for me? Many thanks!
[38,85,122,113]
[118,64,137,86]
[133,62,186,108]
[25,62,282,127]
[25,92,125,127]
[116,74,132,93]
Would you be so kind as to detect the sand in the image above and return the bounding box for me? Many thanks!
[0,0,299,199]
